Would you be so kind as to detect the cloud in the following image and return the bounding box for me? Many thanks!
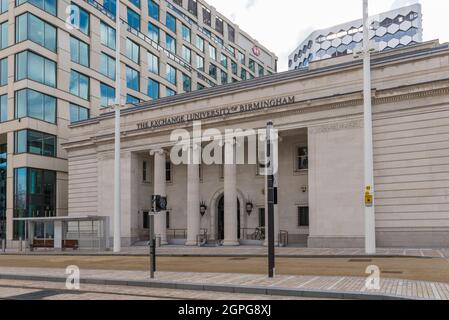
[245,0,258,9]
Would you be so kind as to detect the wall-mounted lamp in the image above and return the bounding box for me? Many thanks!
[301,186,308,193]
[200,202,207,216]
[246,201,254,216]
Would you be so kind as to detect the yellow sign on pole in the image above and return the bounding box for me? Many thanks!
[365,186,373,207]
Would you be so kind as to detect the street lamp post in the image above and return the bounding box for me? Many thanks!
[113,0,122,253]
[362,0,376,255]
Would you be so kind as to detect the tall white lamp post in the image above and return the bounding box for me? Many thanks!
[113,0,122,253]
[362,0,376,254]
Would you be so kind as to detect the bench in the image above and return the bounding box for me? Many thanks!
[30,239,53,251]
[30,239,79,251]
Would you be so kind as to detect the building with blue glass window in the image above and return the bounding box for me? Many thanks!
[289,4,423,70]
[0,0,277,243]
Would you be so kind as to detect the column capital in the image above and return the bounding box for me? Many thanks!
[150,148,167,156]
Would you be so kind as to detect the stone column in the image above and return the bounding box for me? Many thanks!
[223,138,239,246]
[186,143,200,246]
[153,149,168,245]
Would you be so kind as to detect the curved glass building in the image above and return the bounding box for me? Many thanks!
[289,4,423,70]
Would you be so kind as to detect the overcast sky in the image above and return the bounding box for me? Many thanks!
[205,0,449,71]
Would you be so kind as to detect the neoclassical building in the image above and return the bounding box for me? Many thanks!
[64,40,449,248]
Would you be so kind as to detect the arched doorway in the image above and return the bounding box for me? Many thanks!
[217,195,240,240]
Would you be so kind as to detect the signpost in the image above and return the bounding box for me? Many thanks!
[266,121,275,278]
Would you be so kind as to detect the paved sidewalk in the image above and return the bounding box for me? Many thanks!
[2,246,449,259]
[0,266,448,300]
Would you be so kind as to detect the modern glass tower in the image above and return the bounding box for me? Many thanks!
[289,4,423,70]
[0,0,277,241]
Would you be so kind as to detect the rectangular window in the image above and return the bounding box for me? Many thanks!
[100,82,115,107]
[148,22,159,43]
[220,54,228,68]
[69,4,89,35]
[182,24,191,42]
[298,207,309,227]
[209,64,217,79]
[100,53,116,80]
[126,38,140,64]
[258,64,264,77]
[70,36,89,67]
[142,160,148,182]
[166,64,176,85]
[209,44,216,60]
[16,13,56,52]
[0,57,7,86]
[238,51,245,65]
[166,12,176,33]
[13,167,56,239]
[220,71,227,85]
[15,51,56,87]
[196,36,204,52]
[0,94,7,123]
[147,51,159,75]
[215,17,223,34]
[126,66,140,91]
[69,104,89,123]
[173,0,182,6]
[100,22,116,50]
[16,0,57,16]
[0,20,7,49]
[103,0,116,16]
[127,7,140,31]
[166,34,176,53]
[126,94,140,104]
[129,0,140,8]
[202,6,211,26]
[249,59,256,73]
[147,78,159,100]
[182,73,191,93]
[14,129,56,157]
[69,70,89,100]
[143,211,149,229]
[196,55,204,72]
[181,45,191,63]
[166,161,172,182]
[166,87,176,97]
[148,0,159,20]
[15,88,56,123]
[188,0,197,16]
[258,208,265,227]
[0,0,8,14]
[228,25,235,43]
[296,146,308,171]
[231,60,237,75]
[241,68,247,80]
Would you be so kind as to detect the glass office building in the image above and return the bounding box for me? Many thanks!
[0,0,277,240]
[289,4,423,69]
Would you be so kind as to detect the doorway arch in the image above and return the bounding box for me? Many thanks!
[209,188,246,241]
[217,195,240,240]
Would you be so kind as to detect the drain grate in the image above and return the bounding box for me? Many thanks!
[348,259,373,262]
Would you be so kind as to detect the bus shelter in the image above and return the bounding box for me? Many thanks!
[13,216,110,251]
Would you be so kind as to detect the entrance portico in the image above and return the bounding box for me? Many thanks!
[63,42,449,248]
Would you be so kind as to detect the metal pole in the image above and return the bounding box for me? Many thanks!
[363,0,376,255]
[113,0,122,253]
[266,121,275,278]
